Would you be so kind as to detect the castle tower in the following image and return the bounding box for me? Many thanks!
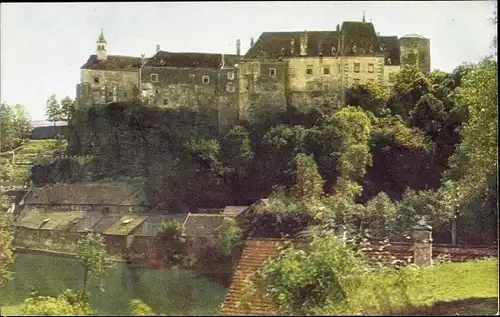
[400,34,431,74]
[96,28,107,61]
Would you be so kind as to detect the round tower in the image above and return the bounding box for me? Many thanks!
[400,34,430,74]
[96,28,107,61]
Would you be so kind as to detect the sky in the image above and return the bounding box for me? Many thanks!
[1,1,497,121]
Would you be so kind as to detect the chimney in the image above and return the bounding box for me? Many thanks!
[300,30,308,56]
[336,24,340,32]
[250,37,254,47]
[236,38,241,56]
[156,44,160,52]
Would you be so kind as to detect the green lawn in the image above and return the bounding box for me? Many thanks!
[330,258,498,315]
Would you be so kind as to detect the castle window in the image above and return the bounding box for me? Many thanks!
[352,45,357,53]
[269,68,277,78]
[150,74,159,83]
[323,83,330,90]
[387,58,392,65]
[323,67,330,75]
[306,65,313,76]
[354,63,361,73]
[155,88,160,95]
[202,75,210,84]
[226,83,235,93]
[163,99,168,106]
[94,77,100,84]
[227,71,235,80]
[331,46,337,55]
[368,64,374,73]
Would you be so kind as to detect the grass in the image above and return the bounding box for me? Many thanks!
[338,259,499,316]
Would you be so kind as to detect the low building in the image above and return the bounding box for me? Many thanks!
[14,209,85,251]
[103,214,147,254]
[182,213,229,258]
[21,182,150,213]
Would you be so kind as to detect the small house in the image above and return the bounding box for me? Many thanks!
[21,182,150,213]
[102,214,147,254]
[182,213,229,258]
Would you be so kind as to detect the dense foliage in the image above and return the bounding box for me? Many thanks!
[0,103,32,152]
[0,208,13,286]
[31,58,497,245]
[19,289,95,316]
[75,232,114,293]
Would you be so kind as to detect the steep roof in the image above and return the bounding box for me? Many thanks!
[219,239,281,316]
[339,21,384,56]
[244,31,340,59]
[182,213,227,238]
[222,206,249,217]
[104,214,147,236]
[378,36,401,65]
[81,54,142,71]
[133,213,189,237]
[70,211,106,233]
[23,183,148,206]
[144,51,223,68]
[17,210,84,231]
[93,213,124,233]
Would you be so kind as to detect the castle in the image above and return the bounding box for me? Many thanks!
[76,16,431,132]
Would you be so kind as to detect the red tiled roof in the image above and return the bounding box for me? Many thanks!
[219,239,282,316]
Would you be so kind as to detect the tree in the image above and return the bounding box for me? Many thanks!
[60,96,76,122]
[345,82,390,117]
[454,58,498,198]
[408,93,447,138]
[221,125,254,173]
[129,299,157,316]
[387,65,431,119]
[45,94,62,124]
[0,210,13,286]
[75,232,114,294]
[245,235,367,315]
[217,218,242,257]
[0,103,32,152]
[19,289,95,316]
[290,153,325,202]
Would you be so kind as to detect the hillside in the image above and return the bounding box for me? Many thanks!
[0,139,67,187]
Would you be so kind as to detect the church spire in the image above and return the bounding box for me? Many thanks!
[96,27,107,61]
[98,27,106,42]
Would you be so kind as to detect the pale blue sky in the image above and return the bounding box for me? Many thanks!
[1,1,497,120]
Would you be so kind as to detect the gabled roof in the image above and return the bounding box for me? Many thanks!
[219,239,281,315]
[23,182,148,206]
[222,206,249,217]
[81,54,142,71]
[104,214,147,236]
[244,31,340,59]
[378,36,401,66]
[339,21,384,56]
[16,211,84,230]
[133,213,189,237]
[182,213,228,238]
[92,213,124,233]
[144,51,223,69]
[70,211,106,233]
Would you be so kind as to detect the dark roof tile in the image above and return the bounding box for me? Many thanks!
[182,213,227,238]
[378,36,401,65]
[339,21,384,56]
[81,55,142,71]
[244,31,340,59]
[144,51,223,68]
